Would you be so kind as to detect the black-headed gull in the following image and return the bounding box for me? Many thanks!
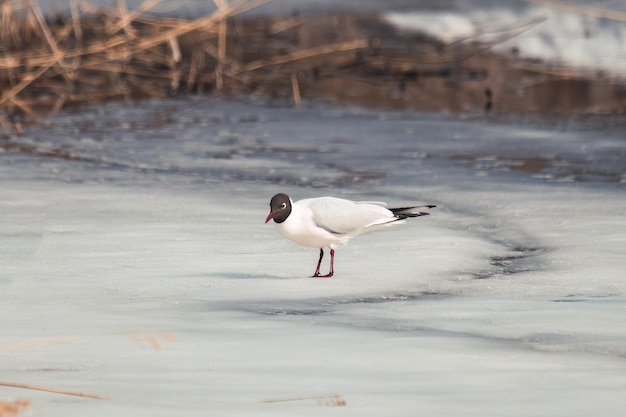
[265,193,435,278]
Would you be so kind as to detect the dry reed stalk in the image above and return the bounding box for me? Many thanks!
[261,394,346,406]
[28,1,70,74]
[0,56,21,70]
[7,96,34,116]
[108,0,168,37]
[106,0,269,60]
[0,52,41,70]
[214,0,229,62]
[70,0,82,40]
[217,16,227,88]
[170,67,181,91]
[52,93,67,112]
[290,73,301,106]
[26,3,58,52]
[0,382,108,400]
[80,1,184,28]
[0,63,54,109]
[51,20,75,43]
[132,48,173,66]
[270,15,306,35]
[212,0,229,91]
[1,2,17,46]
[187,48,203,90]
[114,0,137,38]
[0,334,85,354]
[510,60,580,78]
[200,43,249,85]
[239,38,369,72]
[204,42,235,67]
[167,35,181,63]
[424,14,549,65]
[525,0,626,22]
[446,13,548,48]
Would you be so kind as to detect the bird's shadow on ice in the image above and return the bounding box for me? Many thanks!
[207,272,293,280]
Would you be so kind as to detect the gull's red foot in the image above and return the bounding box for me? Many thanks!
[311,272,334,278]
[311,248,335,278]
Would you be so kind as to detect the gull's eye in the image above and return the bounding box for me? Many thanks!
[280,203,287,209]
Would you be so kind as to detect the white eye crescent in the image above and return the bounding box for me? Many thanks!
[280,203,287,209]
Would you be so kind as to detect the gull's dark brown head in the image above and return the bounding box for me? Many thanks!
[265,193,292,224]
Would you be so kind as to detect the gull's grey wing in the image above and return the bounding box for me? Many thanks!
[305,197,396,235]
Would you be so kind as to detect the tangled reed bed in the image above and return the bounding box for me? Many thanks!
[1,0,625,132]
[0,0,544,117]
[1,0,385,122]
[0,0,277,116]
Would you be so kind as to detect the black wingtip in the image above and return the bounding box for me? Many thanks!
[396,212,430,219]
[390,204,436,220]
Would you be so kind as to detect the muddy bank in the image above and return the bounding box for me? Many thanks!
[228,13,626,116]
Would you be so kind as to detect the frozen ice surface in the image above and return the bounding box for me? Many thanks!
[1,98,625,416]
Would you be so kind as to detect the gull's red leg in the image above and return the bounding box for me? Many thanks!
[313,249,335,278]
[312,248,324,277]
[328,248,335,277]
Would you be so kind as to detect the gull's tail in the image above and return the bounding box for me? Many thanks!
[390,205,436,219]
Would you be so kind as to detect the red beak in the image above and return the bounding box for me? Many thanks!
[265,212,274,224]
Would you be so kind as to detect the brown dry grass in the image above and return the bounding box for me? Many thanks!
[0,0,270,115]
[0,0,372,119]
[0,399,29,417]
